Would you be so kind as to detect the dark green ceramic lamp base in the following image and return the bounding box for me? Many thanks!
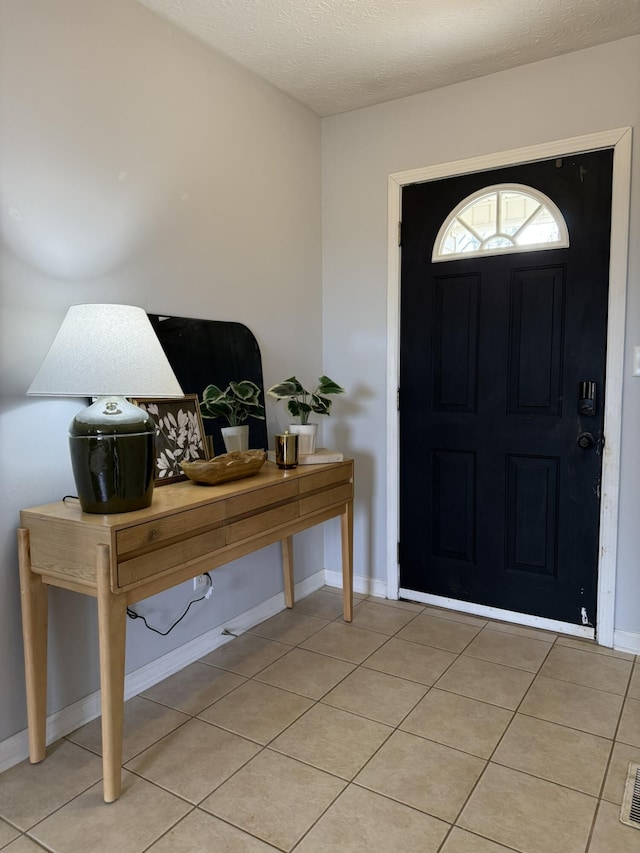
[69,396,155,514]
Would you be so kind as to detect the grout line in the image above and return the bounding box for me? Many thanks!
[4,593,637,852]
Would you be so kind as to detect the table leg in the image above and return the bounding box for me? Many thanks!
[282,536,294,608]
[341,501,354,622]
[96,543,127,803]
[17,528,48,763]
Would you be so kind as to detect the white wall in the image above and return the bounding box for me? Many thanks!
[0,0,324,745]
[321,37,640,642]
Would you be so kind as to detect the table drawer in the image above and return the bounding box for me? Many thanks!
[116,503,225,558]
[117,527,227,587]
[298,464,353,494]
[299,482,353,516]
[226,501,299,544]
[225,480,299,517]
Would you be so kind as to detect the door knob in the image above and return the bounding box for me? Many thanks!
[577,432,596,449]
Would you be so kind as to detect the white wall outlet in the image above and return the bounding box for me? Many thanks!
[193,574,210,594]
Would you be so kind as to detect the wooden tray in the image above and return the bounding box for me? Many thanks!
[180,450,267,486]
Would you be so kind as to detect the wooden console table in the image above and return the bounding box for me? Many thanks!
[18,459,353,802]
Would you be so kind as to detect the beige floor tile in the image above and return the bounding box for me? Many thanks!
[617,697,640,747]
[299,621,388,663]
[0,818,20,848]
[0,740,103,830]
[140,662,245,715]
[255,648,355,699]
[397,613,482,652]
[539,645,632,694]
[4,838,48,853]
[248,609,329,645]
[271,703,392,779]
[199,633,291,676]
[324,585,367,601]
[589,799,640,852]
[519,675,624,738]
[198,679,313,743]
[294,589,348,620]
[463,629,552,672]
[424,607,488,628]
[555,635,636,661]
[368,595,425,612]
[629,662,640,700]
[400,688,513,758]
[602,742,640,804]
[124,718,260,803]
[492,713,612,795]
[348,600,418,634]
[440,827,518,852]
[30,770,190,853]
[66,695,189,761]
[355,730,485,822]
[145,808,277,852]
[322,666,427,726]
[458,763,597,853]
[362,637,456,685]
[434,655,534,710]
[295,784,449,852]
[201,749,345,851]
[485,621,557,642]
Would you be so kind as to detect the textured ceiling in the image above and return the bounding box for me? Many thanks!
[137,0,640,116]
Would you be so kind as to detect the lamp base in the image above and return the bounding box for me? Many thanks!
[69,397,155,514]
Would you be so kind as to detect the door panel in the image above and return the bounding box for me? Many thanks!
[508,267,564,415]
[432,449,476,562]
[433,275,479,412]
[505,454,558,575]
[399,150,613,626]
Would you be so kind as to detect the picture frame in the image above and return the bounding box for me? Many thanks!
[132,394,209,485]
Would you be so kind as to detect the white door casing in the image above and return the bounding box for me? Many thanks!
[386,128,632,646]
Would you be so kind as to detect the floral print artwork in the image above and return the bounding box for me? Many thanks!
[134,395,208,482]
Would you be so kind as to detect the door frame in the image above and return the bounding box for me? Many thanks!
[386,127,632,646]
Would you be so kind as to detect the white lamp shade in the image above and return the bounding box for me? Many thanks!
[27,304,184,398]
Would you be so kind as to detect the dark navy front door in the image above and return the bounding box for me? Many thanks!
[399,150,613,626]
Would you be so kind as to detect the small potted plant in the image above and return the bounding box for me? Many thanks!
[267,375,345,454]
[200,380,265,452]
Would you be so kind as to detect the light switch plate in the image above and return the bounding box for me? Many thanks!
[633,346,640,377]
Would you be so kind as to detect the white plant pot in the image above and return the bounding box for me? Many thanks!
[221,425,249,453]
[289,423,318,455]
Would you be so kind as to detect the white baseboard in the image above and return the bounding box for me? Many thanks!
[613,629,640,655]
[324,569,387,599]
[0,570,325,774]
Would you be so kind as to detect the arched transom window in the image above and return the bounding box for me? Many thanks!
[432,183,569,262]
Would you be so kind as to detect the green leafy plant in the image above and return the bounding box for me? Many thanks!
[200,380,265,427]
[267,375,345,424]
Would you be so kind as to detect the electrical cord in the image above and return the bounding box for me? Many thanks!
[127,597,205,636]
[126,572,213,636]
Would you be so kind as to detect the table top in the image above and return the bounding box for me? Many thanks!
[21,459,353,530]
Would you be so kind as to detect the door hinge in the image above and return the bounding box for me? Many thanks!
[397,387,400,411]
[398,221,402,247]
[397,541,401,564]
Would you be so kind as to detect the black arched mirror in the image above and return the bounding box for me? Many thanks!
[148,314,267,456]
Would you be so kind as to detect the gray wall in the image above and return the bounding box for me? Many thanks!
[321,36,640,645]
[0,0,324,744]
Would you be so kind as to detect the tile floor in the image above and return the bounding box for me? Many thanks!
[1,588,639,852]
